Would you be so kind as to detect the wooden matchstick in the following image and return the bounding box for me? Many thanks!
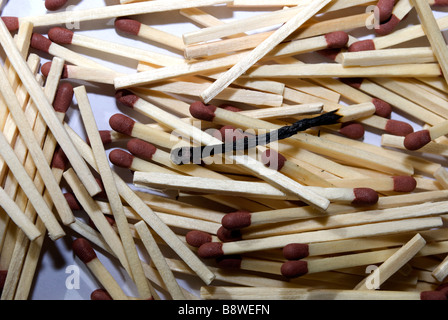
[72,238,129,300]
[0,18,101,197]
[412,0,448,86]
[196,217,443,257]
[115,17,185,52]
[75,85,153,300]
[354,234,427,290]
[134,221,186,300]
[200,0,331,103]
[11,0,233,28]
[48,27,183,67]
[243,63,441,79]
[200,286,446,300]
[432,254,448,282]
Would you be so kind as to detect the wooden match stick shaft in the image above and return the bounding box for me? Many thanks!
[412,0,448,86]
[0,18,101,197]
[75,86,153,300]
[354,234,427,290]
[20,0,233,27]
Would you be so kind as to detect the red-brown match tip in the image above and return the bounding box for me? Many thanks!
[420,291,447,300]
[31,33,53,53]
[324,31,349,49]
[216,255,243,269]
[339,122,365,140]
[51,146,68,170]
[114,17,142,36]
[64,193,81,211]
[220,104,242,113]
[45,0,68,11]
[403,130,431,151]
[372,98,392,118]
[48,27,74,45]
[72,238,97,264]
[348,39,375,52]
[109,113,135,136]
[221,211,252,230]
[384,119,414,136]
[185,230,212,248]
[261,149,287,171]
[189,101,217,122]
[41,62,69,78]
[375,14,401,36]
[109,149,134,169]
[433,0,448,5]
[126,138,157,162]
[197,242,224,259]
[281,260,309,278]
[340,77,364,89]
[0,270,7,291]
[352,188,379,206]
[1,17,19,32]
[377,0,395,22]
[217,226,242,242]
[53,82,74,113]
[393,176,417,192]
[90,289,113,300]
[116,91,139,109]
[98,130,112,145]
[282,243,310,260]
[317,48,341,61]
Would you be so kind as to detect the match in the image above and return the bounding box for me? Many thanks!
[403,119,448,150]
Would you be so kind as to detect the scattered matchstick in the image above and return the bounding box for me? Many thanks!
[403,119,448,150]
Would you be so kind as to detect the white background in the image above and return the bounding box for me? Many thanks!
[0,0,447,300]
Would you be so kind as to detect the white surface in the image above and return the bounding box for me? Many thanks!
[0,0,447,300]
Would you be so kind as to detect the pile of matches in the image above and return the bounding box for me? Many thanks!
[2,0,448,301]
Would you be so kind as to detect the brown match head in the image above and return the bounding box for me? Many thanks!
[282,243,310,260]
[53,82,74,113]
[51,146,68,170]
[433,0,448,5]
[280,260,308,279]
[109,113,135,136]
[64,193,81,211]
[217,226,242,242]
[45,0,68,11]
[0,270,7,291]
[114,17,142,36]
[189,101,217,122]
[403,130,431,151]
[90,289,113,300]
[30,33,53,53]
[221,211,252,230]
[339,122,365,140]
[220,104,242,113]
[48,27,74,45]
[197,242,224,259]
[375,14,401,36]
[420,291,447,300]
[216,255,242,269]
[72,238,97,264]
[41,62,69,78]
[1,17,19,32]
[126,138,157,161]
[185,230,212,248]
[340,77,364,89]
[324,31,349,49]
[384,119,414,136]
[116,91,139,109]
[109,149,134,169]
[261,149,287,171]
[317,48,341,61]
[372,98,392,118]
[348,39,375,52]
[352,188,379,206]
[377,0,395,22]
[97,130,112,145]
[393,176,417,192]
